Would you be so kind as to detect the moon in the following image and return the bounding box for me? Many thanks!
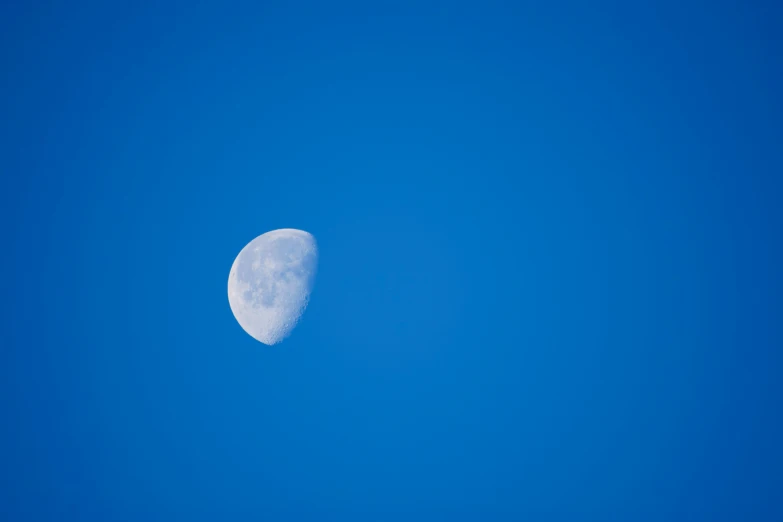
[227,229,318,345]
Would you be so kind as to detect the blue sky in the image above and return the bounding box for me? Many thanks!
[2,1,782,520]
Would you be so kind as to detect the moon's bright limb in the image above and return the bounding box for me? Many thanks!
[227,229,318,345]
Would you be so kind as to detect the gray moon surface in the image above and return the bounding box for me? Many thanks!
[227,229,318,345]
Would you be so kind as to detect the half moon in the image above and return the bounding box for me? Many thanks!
[227,229,318,345]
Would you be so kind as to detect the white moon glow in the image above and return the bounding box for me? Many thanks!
[227,229,318,345]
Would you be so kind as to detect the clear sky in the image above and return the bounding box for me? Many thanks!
[2,1,782,520]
